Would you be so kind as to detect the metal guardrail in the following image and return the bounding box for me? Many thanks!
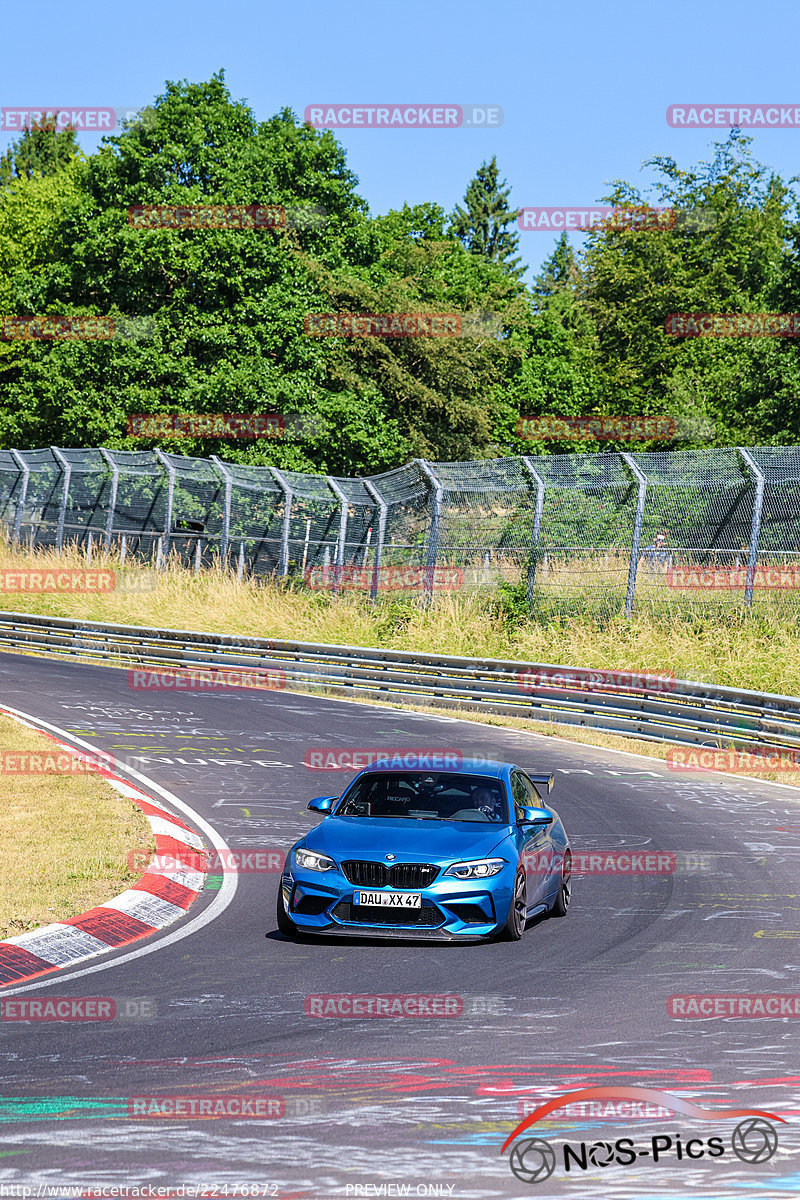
[0,609,798,759]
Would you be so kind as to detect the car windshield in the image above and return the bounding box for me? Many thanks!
[336,772,508,823]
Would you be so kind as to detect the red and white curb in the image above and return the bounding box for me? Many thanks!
[0,721,211,988]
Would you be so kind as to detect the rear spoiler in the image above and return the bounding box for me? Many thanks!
[528,772,555,799]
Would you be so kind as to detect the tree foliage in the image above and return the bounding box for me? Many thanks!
[0,78,799,471]
[0,119,80,185]
[449,156,523,278]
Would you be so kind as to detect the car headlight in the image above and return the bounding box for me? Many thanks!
[293,849,336,873]
[443,858,506,879]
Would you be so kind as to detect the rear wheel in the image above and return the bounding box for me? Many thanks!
[496,868,527,941]
[275,884,297,937]
[549,850,572,917]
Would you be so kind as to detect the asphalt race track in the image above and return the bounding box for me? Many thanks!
[0,650,798,1199]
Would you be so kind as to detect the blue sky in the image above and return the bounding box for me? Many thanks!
[2,0,798,279]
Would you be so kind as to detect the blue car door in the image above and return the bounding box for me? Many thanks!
[510,771,554,908]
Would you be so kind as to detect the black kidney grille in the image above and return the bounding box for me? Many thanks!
[342,861,386,887]
[390,863,439,887]
[342,861,439,888]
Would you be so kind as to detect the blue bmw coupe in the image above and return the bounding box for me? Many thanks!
[276,759,571,941]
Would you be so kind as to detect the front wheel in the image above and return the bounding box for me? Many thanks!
[275,884,297,938]
[549,850,572,917]
[496,869,527,941]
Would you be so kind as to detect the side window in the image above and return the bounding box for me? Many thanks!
[510,772,529,819]
[519,775,542,807]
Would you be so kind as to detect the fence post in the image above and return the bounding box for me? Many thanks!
[269,467,293,576]
[521,456,545,610]
[153,449,175,558]
[50,447,71,554]
[415,459,443,598]
[738,448,765,609]
[209,455,233,563]
[363,479,388,600]
[9,450,29,545]
[327,476,349,593]
[99,448,119,553]
[620,452,647,618]
[301,519,311,574]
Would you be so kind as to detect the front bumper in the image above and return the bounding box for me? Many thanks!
[279,863,514,940]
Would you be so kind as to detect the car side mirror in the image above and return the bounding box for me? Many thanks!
[307,796,336,814]
[518,805,554,827]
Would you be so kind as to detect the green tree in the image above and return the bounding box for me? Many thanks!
[532,232,581,303]
[0,118,79,184]
[579,132,800,445]
[5,91,799,469]
[449,157,524,278]
[0,74,524,471]
[491,289,605,454]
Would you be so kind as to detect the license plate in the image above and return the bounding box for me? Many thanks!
[354,890,422,908]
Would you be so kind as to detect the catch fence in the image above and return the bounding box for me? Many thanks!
[1,445,799,617]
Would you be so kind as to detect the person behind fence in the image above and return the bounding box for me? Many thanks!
[642,530,670,572]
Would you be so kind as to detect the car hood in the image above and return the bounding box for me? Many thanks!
[301,816,511,863]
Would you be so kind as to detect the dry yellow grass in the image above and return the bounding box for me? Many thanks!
[0,540,799,791]
[0,712,156,938]
[0,540,796,693]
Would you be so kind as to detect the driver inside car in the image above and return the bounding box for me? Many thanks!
[470,785,502,821]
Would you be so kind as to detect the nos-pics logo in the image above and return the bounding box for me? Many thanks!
[501,1087,784,1184]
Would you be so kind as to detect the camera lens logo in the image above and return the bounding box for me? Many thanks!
[588,1141,615,1167]
[731,1118,779,1164]
[509,1137,556,1184]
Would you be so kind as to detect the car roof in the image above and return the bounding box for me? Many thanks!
[358,758,513,779]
